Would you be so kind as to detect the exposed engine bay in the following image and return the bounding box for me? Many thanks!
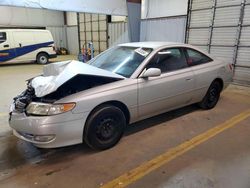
[13,60,125,113]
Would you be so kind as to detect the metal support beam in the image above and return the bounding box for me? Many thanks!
[98,15,101,53]
[233,0,246,66]
[185,0,192,43]
[208,0,217,53]
[84,13,87,48]
[77,13,81,54]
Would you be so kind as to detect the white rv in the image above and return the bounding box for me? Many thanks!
[0,29,57,64]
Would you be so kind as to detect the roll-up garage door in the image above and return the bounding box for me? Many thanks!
[79,13,108,56]
[186,0,250,85]
[108,22,130,47]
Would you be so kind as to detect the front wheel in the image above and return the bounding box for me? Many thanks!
[83,105,126,150]
[36,53,49,64]
[199,81,222,109]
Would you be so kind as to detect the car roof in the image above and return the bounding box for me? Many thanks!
[119,41,213,59]
[119,42,184,49]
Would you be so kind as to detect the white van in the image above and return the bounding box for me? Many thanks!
[0,29,57,64]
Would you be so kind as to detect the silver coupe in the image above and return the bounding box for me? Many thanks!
[9,42,233,150]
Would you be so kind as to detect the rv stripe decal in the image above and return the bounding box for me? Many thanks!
[0,41,54,62]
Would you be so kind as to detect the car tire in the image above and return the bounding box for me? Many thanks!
[199,81,222,109]
[37,53,49,64]
[83,105,126,150]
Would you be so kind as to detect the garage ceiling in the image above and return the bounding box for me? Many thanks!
[0,0,128,15]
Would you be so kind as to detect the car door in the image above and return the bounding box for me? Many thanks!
[0,31,16,64]
[137,48,195,119]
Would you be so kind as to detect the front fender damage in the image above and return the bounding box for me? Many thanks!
[13,60,125,112]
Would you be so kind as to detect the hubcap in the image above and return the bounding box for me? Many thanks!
[208,87,218,103]
[40,56,47,64]
[96,118,116,141]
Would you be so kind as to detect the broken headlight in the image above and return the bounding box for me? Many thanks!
[26,102,75,116]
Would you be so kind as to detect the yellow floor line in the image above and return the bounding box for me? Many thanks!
[101,109,250,188]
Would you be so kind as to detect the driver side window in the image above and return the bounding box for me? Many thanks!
[146,48,187,74]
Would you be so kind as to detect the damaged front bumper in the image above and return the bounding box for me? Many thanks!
[9,109,89,148]
[9,60,125,148]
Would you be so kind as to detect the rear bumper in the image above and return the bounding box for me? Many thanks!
[49,54,57,59]
[9,110,89,148]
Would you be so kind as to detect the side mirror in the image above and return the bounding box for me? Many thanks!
[141,68,161,78]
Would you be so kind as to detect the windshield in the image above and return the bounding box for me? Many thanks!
[89,46,153,78]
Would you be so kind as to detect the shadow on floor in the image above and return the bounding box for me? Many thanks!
[0,104,199,172]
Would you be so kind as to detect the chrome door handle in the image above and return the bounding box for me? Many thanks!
[186,78,192,81]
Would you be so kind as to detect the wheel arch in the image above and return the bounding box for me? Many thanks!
[213,78,224,91]
[36,51,49,60]
[85,100,131,127]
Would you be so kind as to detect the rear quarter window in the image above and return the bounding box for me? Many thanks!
[185,48,213,66]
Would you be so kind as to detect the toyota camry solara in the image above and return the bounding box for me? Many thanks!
[9,42,233,150]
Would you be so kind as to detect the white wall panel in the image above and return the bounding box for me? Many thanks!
[191,0,213,10]
[91,15,99,21]
[140,17,186,42]
[66,12,77,26]
[108,22,130,47]
[86,32,92,41]
[66,26,79,54]
[100,32,107,41]
[190,10,212,28]
[46,26,67,48]
[239,26,250,46]
[234,67,250,85]
[210,47,235,64]
[211,27,238,45]
[216,0,242,7]
[243,5,250,25]
[85,14,91,22]
[85,22,91,31]
[112,16,127,22]
[141,0,188,19]
[236,47,250,67]
[127,2,141,42]
[0,6,64,27]
[194,45,209,52]
[99,15,107,20]
[99,21,107,31]
[214,6,241,27]
[0,0,127,16]
[100,42,107,51]
[188,28,210,45]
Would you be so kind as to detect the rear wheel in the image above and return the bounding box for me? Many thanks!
[199,81,222,109]
[83,105,126,150]
[37,53,49,64]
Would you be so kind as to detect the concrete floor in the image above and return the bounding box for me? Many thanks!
[0,59,250,188]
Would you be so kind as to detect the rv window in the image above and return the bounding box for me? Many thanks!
[0,32,6,44]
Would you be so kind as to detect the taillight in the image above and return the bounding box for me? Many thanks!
[228,64,233,71]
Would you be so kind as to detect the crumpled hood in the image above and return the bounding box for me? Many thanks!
[31,60,125,97]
